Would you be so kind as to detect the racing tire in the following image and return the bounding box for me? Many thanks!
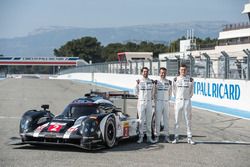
[104,116,116,148]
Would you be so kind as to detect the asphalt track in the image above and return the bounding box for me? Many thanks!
[0,78,250,167]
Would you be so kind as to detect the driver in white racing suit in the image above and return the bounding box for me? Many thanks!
[135,67,155,144]
[154,67,172,143]
[172,64,195,145]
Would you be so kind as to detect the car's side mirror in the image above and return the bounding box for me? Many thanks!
[41,104,49,110]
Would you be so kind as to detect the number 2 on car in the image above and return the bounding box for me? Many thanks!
[48,123,63,132]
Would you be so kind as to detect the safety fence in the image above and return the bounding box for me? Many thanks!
[59,49,250,80]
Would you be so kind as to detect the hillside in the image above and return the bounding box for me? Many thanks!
[0,21,227,57]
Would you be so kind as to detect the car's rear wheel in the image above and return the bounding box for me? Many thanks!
[104,116,116,148]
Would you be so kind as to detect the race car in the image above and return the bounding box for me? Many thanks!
[19,91,143,150]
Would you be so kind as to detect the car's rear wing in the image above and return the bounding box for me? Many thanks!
[85,90,137,99]
[85,90,137,114]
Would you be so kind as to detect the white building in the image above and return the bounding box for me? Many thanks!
[159,2,250,78]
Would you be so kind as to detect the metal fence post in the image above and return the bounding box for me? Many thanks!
[203,53,211,78]
[175,56,180,72]
[112,63,114,73]
[187,54,195,77]
[135,61,138,75]
[117,63,119,74]
[165,57,169,69]
[123,91,127,114]
[243,49,250,80]
[124,61,127,74]
[221,51,230,79]
[148,58,152,75]
[157,59,160,75]
[119,61,123,74]
[110,63,112,73]
[128,60,132,74]
[91,64,93,73]
[108,62,111,73]
[104,63,106,73]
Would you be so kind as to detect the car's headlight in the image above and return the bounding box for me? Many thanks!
[20,118,31,132]
[80,119,99,135]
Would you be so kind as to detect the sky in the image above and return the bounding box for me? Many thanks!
[0,0,249,38]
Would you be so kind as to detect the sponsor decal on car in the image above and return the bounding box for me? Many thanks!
[123,121,129,137]
[63,125,80,139]
[33,123,49,137]
[48,122,66,132]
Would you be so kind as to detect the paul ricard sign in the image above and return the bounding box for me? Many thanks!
[194,81,240,100]
[192,78,249,112]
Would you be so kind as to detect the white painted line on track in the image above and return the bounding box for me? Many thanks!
[0,116,19,119]
[195,140,250,145]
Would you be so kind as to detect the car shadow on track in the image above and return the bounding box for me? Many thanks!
[105,134,207,152]
[9,137,104,153]
[9,134,208,153]
[13,145,91,153]
[10,137,163,153]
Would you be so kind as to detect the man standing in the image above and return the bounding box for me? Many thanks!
[135,67,155,144]
[172,64,195,145]
[154,67,172,143]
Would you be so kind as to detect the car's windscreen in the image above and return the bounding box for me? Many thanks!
[61,104,101,119]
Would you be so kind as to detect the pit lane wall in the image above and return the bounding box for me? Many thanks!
[53,73,250,120]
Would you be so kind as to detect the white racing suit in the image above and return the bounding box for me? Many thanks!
[154,79,172,138]
[135,78,154,138]
[173,76,194,139]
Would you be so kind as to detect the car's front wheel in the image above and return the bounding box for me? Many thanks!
[104,116,116,148]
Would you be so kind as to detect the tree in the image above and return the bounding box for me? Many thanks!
[101,41,169,61]
[125,42,138,51]
[169,40,179,52]
[101,43,126,61]
[195,37,217,50]
[54,37,103,63]
[138,41,154,52]
[152,43,169,58]
[54,35,217,63]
